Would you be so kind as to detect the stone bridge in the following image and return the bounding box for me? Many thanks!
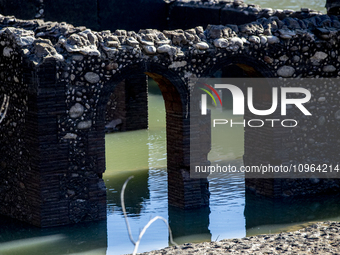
[0,1,340,227]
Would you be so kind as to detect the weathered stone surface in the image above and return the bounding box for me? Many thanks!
[279,28,296,39]
[318,116,326,126]
[323,65,336,72]
[311,51,328,61]
[143,45,156,54]
[335,110,340,120]
[157,44,174,54]
[266,35,280,44]
[17,36,35,46]
[126,37,139,47]
[292,55,300,62]
[77,120,92,129]
[213,38,229,48]
[85,72,100,83]
[229,37,243,46]
[260,35,267,44]
[168,61,187,69]
[69,103,84,118]
[195,42,209,50]
[33,39,64,62]
[248,35,260,43]
[62,133,78,139]
[279,55,289,61]
[264,56,273,63]
[3,47,12,57]
[277,66,295,77]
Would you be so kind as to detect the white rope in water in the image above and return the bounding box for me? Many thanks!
[120,176,178,255]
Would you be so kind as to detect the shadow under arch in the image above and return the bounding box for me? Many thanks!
[202,54,276,79]
[96,61,210,209]
[201,55,293,231]
[201,54,280,168]
[201,54,285,160]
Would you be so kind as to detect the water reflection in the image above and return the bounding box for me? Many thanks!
[245,191,340,235]
[0,215,107,255]
[168,206,211,244]
[106,169,149,216]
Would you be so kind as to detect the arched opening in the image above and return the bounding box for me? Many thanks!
[198,57,284,240]
[95,64,211,251]
[203,58,276,177]
[93,61,211,248]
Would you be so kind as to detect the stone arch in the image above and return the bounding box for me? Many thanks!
[202,55,276,78]
[202,55,284,196]
[95,61,209,209]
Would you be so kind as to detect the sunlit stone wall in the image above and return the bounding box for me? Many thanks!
[0,0,339,226]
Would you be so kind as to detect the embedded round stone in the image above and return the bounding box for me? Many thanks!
[335,110,340,120]
[248,36,260,44]
[292,55,300,63]
[323,65,336,72]
[77,120,92,129]
[157,44,171,53]
[264,56,273,64]
[3,47,12,57]
[230,37,243,47]
[85,72,100,83]
[143,45,156,54]
[266,35,280,44]
[260,36,267,44]
[213,38,229,48]
[318,116,326,126]
[277,66,295,77]
[69,103,84,118]
[63,133,78,139]
[279,55,289,62]
[311,51,327,61]
[195,42,209,50]
[127,37,139,47]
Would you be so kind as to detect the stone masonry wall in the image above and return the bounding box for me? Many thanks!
[0,1,340,225]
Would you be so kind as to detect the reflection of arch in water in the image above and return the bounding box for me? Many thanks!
[97,62,210,209]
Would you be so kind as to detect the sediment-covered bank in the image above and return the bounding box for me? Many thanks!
[140,221,340,254]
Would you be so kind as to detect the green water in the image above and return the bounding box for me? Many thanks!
[244,0,326,12]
